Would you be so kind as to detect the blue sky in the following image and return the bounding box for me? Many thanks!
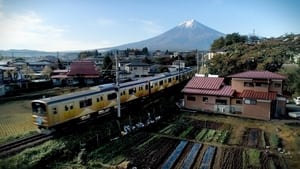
[0,0,299,51]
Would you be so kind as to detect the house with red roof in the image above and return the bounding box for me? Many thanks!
[182,77,235,113]
[182,71,287,120]
[67,61,100,86]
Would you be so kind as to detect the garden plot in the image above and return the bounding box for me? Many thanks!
[159,119,231,144]
[128,136,180,168]
[241,128,281,150]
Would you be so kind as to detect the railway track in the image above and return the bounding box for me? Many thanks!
[0,133,54,158]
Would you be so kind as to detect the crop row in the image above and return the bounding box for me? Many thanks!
[195,128,229,143]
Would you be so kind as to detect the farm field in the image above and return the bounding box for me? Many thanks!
[0,98,300,169]
[0,100,37,143]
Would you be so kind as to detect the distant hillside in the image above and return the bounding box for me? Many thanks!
[0,49,79,61]
[208,33,300,77]
[114,19,224,51]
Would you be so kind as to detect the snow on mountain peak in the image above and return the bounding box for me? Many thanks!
[180,19,197,28]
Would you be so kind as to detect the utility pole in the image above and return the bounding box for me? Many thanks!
[115,53,121,117]
[197,51,199,73]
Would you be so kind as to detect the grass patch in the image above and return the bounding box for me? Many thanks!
[270,133,280,148]
[247,149,261,168]
[0,140,66,169]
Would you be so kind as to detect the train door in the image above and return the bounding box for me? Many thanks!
[64,102,75,120]
[51,106,59,125]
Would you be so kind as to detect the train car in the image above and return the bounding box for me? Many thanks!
[32,67,195,130]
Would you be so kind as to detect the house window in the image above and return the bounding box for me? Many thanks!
[216,99,227,105]
[244,99,256,105]
[236,99,242,104]
[244,82,254,87]
[187,95,196,101]
[274,83,281,87]
[256,82,268,87]
[203,97,208,102]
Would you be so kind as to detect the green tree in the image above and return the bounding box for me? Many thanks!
[142,47,149,56]
[103,55,113,70]
[143,56,153,64]
[211,37,225,50]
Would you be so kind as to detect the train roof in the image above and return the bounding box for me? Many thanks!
[32,67,193,105]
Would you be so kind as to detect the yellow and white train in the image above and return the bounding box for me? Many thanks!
[32,67,194,129]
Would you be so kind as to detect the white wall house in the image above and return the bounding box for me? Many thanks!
[124,62,151,78]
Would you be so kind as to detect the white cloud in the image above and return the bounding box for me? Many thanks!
[0,10,113,51]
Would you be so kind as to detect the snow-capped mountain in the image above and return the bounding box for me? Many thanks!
[114,19,224,51]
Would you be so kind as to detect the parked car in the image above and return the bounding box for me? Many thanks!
[294,97,300,106]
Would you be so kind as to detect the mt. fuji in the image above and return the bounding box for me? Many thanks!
[114,19,224,51]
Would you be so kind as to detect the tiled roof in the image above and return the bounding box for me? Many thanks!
[240,90,277,100]
[127,62,150,67]
[184,77,224,90]
[227,71,287,80]
[182,85,234,97]
[67,61,99,77]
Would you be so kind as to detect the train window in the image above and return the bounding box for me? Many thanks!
[32,102,46,114]
[53,108,57,114]
[168,78,171,82]
[123,91,125,95]
[107,93,117,100]
[97,98,100,102]
[129,88,136,95]
[100,96,103,101]
[176,76,179,80]
[159,80,163,85]
[65,106,68,111]
[145,85,149,90]
[70,105,73,110]
[79,98,92,108]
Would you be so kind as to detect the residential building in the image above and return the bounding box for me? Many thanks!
[228,71,287,120]
[182,71,287,120]
[124,62,151,78]
[67,61,100,85]
[51,69,69,86]
[182,77,235,113]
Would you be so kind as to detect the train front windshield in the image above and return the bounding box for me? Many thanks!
[32,102,46,115]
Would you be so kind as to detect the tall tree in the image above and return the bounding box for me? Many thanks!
[142,47,149,56]
[103,56,113,71]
